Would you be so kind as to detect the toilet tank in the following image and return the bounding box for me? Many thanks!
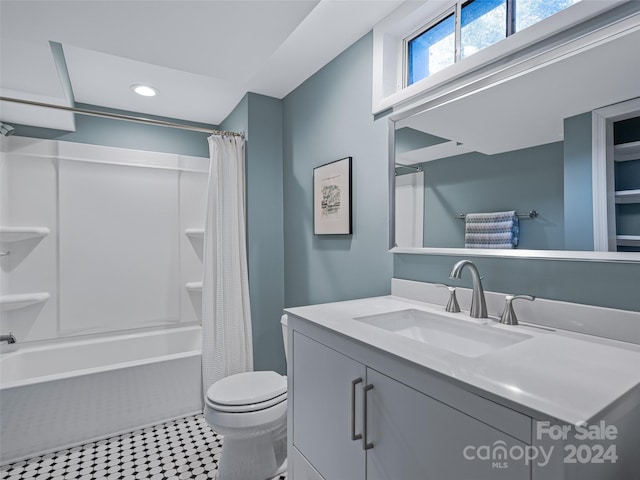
[281,314,288,361]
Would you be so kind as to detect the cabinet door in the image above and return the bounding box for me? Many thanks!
[292,332,366,480]
[366,368,530,480]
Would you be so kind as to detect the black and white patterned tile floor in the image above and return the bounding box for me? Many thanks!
[0,414,287,480]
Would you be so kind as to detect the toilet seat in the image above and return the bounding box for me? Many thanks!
[206,371,287,413]
[207,391,287,413]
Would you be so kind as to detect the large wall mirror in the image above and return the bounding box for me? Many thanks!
[390,4,640,262]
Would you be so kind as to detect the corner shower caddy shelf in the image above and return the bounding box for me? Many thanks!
[0,228,51,311]
[185,282,203,292]
[185,228,204,240]
[0,227,50,243]
[0,292,50,312]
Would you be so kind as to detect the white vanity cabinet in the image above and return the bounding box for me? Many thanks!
[292,330,366,480]
[365,367,529,480]
[290,322,531,480]
[287,292,640,480]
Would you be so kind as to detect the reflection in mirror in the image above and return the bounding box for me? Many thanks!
[395,127,565,250]
[395,116,640,252]
[392,7,640,256]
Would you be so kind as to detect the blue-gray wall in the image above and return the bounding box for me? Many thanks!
[221,93,286,375]
[245,94,285,374]
[394,253,640,311]
[282,32,393,308]
[10,103,214,157]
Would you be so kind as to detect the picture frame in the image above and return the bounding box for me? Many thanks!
[313,157,352,235]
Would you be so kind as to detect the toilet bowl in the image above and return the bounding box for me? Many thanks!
[204,315,288,480]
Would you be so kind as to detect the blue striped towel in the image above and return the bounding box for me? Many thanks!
[464,211,519,249]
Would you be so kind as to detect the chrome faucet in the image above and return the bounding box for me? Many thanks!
[0,333,16,344]
[449,260,487,318]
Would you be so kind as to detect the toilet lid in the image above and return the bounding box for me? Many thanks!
[206,371,287,406]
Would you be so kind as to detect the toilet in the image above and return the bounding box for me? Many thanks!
[204,315,288,480]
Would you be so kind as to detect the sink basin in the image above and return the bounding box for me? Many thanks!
[354,309,531,358]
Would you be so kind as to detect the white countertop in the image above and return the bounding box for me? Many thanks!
[285,295,640,427]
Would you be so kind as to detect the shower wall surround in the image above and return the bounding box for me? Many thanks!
[0,136,208,342]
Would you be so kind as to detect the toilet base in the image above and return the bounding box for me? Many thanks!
[272,458,287,478]
[216,428,287,480]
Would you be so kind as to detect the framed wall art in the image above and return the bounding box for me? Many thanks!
[313,157,352,235]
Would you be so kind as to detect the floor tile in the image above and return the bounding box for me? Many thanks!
[1,415,287,480]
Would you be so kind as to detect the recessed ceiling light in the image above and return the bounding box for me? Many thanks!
[131,84,158,97]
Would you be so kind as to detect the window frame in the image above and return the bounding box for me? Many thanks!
[372,0,628,116]
[403,0,580,88]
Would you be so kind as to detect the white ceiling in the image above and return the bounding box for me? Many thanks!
[0,0,404,128]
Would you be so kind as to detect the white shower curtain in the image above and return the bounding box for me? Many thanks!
[201,134,253,393]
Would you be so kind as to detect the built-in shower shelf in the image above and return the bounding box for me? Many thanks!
[185,282,203,292]
[0,227,50,243]
[0,292,50,312]
[185,228,204,240]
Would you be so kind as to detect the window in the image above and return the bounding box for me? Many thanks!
[407,13,456,86]
[461,0,507,59]
[515,0,582,31]
[406,0,581,86]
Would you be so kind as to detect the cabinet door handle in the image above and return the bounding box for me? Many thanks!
[351,378,363,441]
[362,384,374,450]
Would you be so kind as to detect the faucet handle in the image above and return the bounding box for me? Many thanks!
[500,295,535,325]
[434,284,461,313]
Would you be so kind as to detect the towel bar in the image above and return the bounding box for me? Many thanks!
[456,210,538,220]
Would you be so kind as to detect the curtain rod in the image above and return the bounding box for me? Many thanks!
[0,96,244,137]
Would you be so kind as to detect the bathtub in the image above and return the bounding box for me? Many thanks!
[0,325,203,464]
